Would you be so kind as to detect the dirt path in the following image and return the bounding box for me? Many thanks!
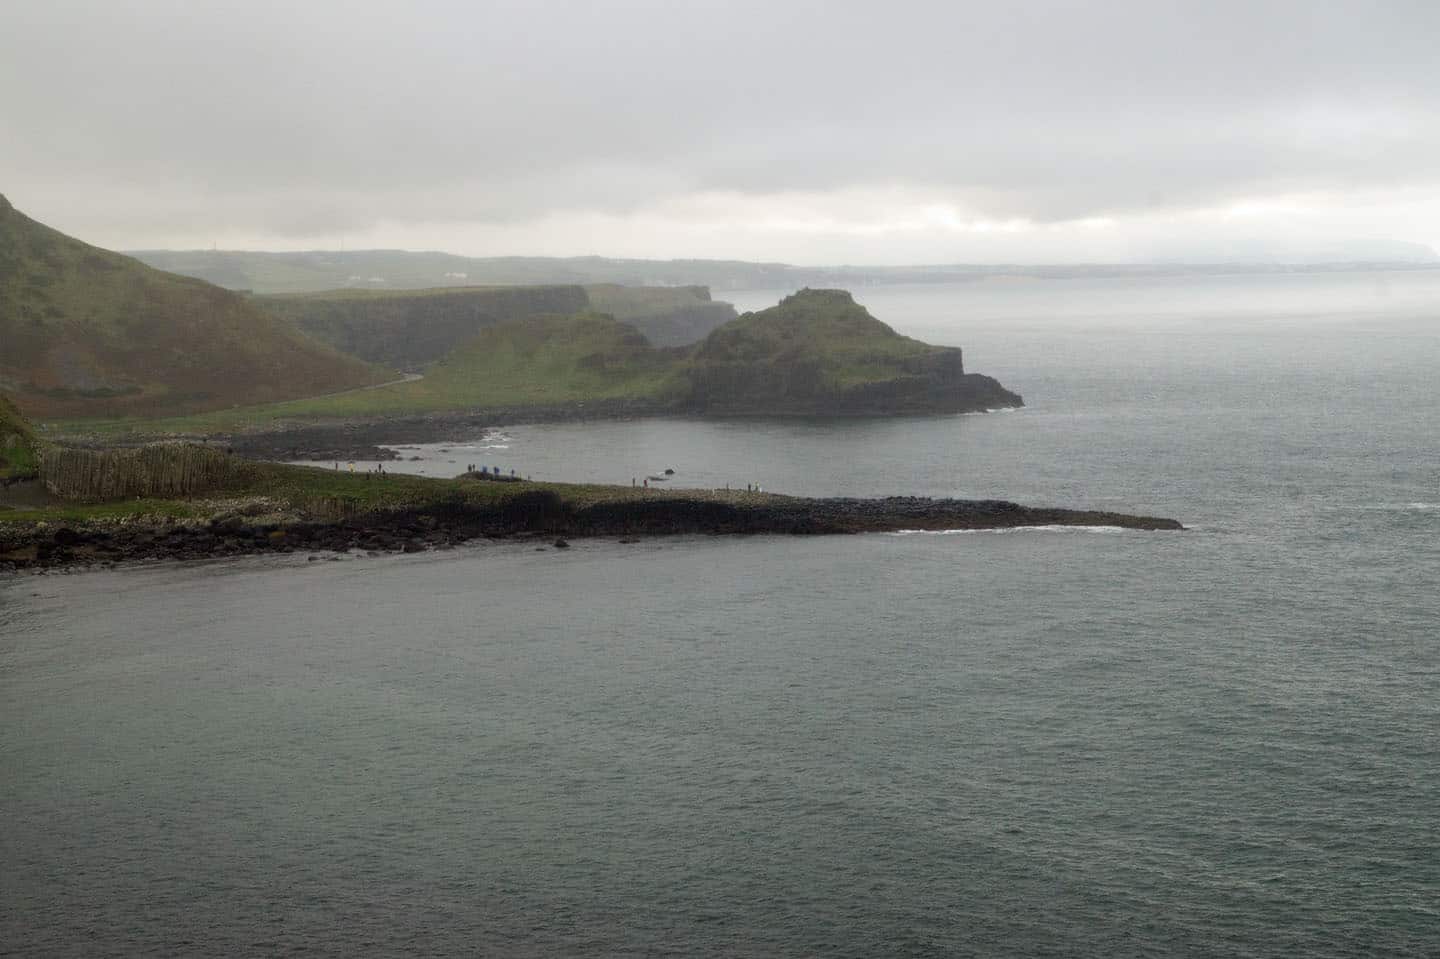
[312,371,423,400]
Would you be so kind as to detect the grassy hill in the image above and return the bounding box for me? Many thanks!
[418,312,678,407]
[255,285,591,368]
[156,311,681,424]
[0,393,42,481]
[0,194,387,420]
[674,289,1022,414]
[64,289,1018,437]
[246,283,734,372]
[388,288,1016,417]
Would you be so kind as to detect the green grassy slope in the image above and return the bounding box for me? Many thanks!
[0,393,42,480]
[250,283,733,370]
[693,289,938,372]
[0,454,782,528]
[329,288,1002,417]
[52,289,1019,436]
[415,312,677,407]
[0,195,387,420]
[255,285,590,368]
[125,312,679,428]
[674,289,1022,413]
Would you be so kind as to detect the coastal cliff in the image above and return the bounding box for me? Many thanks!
[672,289,1021,414]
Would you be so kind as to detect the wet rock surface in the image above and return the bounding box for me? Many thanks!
[0,493,1181,573]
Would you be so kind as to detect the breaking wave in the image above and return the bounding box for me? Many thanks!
[888,525,1130,536]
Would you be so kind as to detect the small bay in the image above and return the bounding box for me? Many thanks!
[5,272,1440,956]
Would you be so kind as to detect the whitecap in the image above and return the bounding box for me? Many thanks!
[888,525,1130,536]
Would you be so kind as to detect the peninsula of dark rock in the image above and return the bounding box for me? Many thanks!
[1,488,1181,572]
[0,441,1181,573]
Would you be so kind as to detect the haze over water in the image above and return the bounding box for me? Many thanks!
[6,272,1440,956]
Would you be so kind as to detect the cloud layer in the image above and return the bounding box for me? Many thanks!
[4,0,1438,261]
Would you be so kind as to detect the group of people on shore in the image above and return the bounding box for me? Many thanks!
[630,477,763,493]
[335,461,386,475]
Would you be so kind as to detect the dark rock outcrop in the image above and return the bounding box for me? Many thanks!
[0,492,1180,573]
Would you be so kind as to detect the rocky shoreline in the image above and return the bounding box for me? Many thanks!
[1,491,1181,573]
[74,397,1029,464]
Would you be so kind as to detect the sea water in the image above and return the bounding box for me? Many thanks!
[4,272,1440,956]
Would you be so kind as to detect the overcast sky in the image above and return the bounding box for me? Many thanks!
[3,0,1437,263]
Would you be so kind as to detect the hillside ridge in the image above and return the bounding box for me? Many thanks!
[0,196,386,420]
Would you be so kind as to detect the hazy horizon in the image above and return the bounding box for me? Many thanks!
[4,1,1439,264]
[119,247,1440,269]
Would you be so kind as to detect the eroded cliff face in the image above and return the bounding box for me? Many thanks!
[676,358,1020,414]
[258,285,591,369]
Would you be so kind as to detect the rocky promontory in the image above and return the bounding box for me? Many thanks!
[1,483,1181,573]
[673,289,1021,414]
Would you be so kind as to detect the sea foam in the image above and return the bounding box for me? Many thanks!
[888,525,1129,536]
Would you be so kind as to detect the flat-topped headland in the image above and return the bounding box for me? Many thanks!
[0,446,1181,572]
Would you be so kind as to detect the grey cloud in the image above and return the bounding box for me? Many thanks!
[2,0,1437,244]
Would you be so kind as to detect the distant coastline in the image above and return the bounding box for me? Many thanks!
[128,248,1440,297]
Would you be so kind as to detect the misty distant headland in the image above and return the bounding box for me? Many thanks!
[130,244,1440,297]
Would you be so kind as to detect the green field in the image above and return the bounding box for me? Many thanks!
[0,394,42,480]
[0,456,778,527]
[55,311,678,438]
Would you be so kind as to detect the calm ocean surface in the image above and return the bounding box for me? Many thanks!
[5,272,1440,956]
